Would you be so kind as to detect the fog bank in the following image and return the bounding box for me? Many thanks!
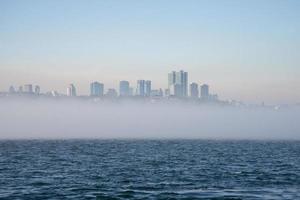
[0,99,299,140]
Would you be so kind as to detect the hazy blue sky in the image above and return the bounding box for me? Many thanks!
[1,0,299,104]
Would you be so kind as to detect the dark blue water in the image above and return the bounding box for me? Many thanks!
[0,140,299,199]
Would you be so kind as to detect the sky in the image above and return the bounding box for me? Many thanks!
[0,0,299,104]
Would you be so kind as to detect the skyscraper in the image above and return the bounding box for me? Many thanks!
[67,84,76,97]
[168,71,176,88]
[168,70,188,97]
[176,70,188,97]
[145,80,151,96]
[136,80,151,96]
[201,84,209,100]
[90,82,104,96]
[169,84,182,97]
[190,83,199,99]
[119,81,130,96]
[136,80,145,96]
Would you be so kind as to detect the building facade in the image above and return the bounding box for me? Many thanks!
[119,81,130,96]
[190,82,199,99]
[168,70,188,97]
[136,80,151,96]
[90,82,104,96]
[67,84,77,97]
[200,84,209,100]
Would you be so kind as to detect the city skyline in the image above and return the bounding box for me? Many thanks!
[1,67,299,105]
[5,70,218,100]
[1,0,300,104]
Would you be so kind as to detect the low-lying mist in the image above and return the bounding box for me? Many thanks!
[0,99,299,140]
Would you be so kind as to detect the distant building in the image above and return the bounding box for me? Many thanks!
[201,84,209,100]
[150,89,163,97]
[119,81,130,96]
[24,84,33,93]
[34,85,40,95]
[169,84,182,97]
[168,70,188,97]
[136,80,151,96]
[67,84,76,97]
[190,83,199,99]
[90,82,104,96]
[9,86,15,93]
[168,71,176,87]
[136,80,145,96]
[145,80,151,96]
[106,88,118,98]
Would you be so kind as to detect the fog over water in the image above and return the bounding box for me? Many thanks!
[0,99,299,140]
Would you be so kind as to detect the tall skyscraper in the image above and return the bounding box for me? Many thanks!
[90,82,104,96]
[176,70,188,97]
[136,80,145,96]
[173,84,183,97]
[136,80,151,96]
[168,71,176,88]
[168,70,188,97]
[24,84,33,93]
[67,84,77,97]
[201,84,209,100]
[190,83,199,99]
[34,85,40,95]
[119,81,130,96]
[145,80,151,96]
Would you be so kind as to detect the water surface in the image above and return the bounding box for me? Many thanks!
[0,140,299,199]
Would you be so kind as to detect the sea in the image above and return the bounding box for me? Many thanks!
[0,140,299,199]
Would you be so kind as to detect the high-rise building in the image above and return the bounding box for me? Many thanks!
[136,80,151,96]
[145,80,151,96]
[67,84,76,97]
[176,70,188,97]
[168,71,176,88]
[190,83,199,99]
[168,70,188,97]
[24,84,33,93]
[119,81,130,96]
[169,84,182,97]
[201,84,209,100]
[34,85,40,95]
[90,82,104,96]
[136,80,145,96]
